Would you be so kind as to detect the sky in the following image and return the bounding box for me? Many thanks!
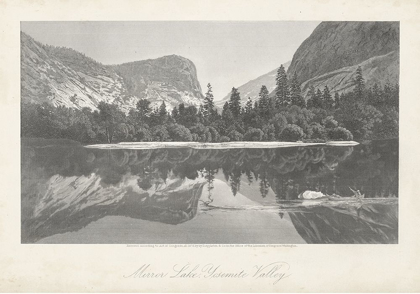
[21,21,320,100]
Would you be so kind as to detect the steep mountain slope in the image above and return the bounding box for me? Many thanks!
[288,22,399,82]
[300,50,399,95]
[283,22,399,97]
[216,61,290,109]
[21,32,204,112]
[21,32,128,110]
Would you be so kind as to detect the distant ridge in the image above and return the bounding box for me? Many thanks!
[216,61,291,109]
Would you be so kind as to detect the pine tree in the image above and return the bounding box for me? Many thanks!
[259,176,270,198]
[254,100,259,110]
[354,66,365,100]
[245,97,253,114]
[290,72,305,108]
[306,85,316,108]
[258,85,270,118]
[203,83,215,120]
[371,83,382,106]
[322,86,333,109]
[228,87,241,118]
[313,89,323,108]
[307,85,315,99]
[222,101,229,113]
[222,101,234,127]
[198,105,205,123]
[136,99,151,123]
[275,65,290,107]
[159,101,167,117]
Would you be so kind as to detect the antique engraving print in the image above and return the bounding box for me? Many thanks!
[21,21,399,244]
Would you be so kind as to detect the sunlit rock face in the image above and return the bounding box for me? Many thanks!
[21,32,204,112]
[112,55,204,111]
[283,22,399,97]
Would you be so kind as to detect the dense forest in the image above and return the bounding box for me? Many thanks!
[21,66,399,144]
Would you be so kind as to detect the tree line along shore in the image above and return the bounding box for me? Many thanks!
[21,66,398,144]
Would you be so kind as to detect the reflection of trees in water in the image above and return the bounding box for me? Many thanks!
[21,139,399,243]
[259,174,270,198]
[22,140,398,201]
[200,165,218,204]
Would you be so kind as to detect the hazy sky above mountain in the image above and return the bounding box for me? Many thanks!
[21,21,320,100]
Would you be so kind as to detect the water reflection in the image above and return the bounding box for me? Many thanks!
[21,139,398,244]
[288,200,398,243]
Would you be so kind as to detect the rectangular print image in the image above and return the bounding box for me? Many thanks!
[21,21,399,244]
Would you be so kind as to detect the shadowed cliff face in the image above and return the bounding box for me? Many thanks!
[20,32,204,112]
[284,22,399,97]
[288,22,399,83]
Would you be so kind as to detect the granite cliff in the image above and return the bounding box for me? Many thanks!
[285,21,399,97]
[21,32,204,112]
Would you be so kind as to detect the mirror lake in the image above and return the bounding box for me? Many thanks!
[21,139,398,244]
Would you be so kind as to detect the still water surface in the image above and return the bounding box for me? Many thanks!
[21,139,398,244]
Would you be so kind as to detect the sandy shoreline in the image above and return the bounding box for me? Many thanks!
[84,141,359,149]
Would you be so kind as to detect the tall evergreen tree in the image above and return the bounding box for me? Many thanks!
[222,101,234,127]
[258,85,270,118]
[354,66,365,100]
[275,64,290,107]
[259,176,270,198]
[228,87,242,118]
[254,100,259,110]
[290,72,305,108]
[245,97,253,114]
[136,99,151,123]
[203,83,215,120]
[370,83,382,106]
[322,86,333,109]
[172,106,178,116]
[313,89,324,109]
[198,105,205,123]
[159,101,167,117]
[306,85,316,108]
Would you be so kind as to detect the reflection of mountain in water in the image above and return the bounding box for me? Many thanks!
[21,139,398,243]
[23,171,205,243]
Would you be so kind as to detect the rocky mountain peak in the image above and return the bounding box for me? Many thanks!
[285,21,399,97]
[112,54,204,110]
[21,32,204,112]
[287,22,399,83]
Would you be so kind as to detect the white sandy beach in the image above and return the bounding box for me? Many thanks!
[84,141,359,149]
